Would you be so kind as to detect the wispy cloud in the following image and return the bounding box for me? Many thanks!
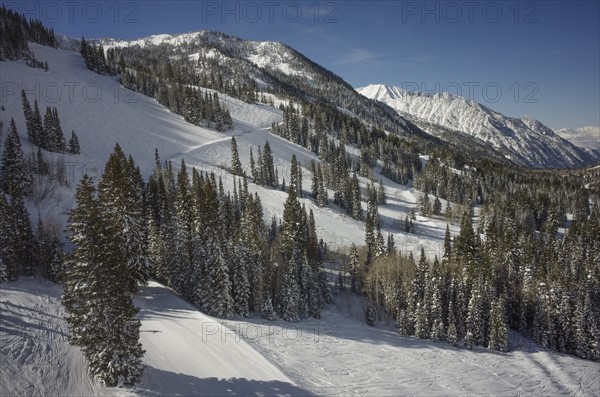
[334,48,386,66]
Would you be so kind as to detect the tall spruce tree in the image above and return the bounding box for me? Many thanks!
[1,119,31,196]
[230,136,243,176]
[69,130,80,154]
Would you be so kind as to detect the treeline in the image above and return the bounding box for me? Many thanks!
[0,5,57,61]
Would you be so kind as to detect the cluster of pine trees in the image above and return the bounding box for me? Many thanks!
[248,140,277,187]
[0,119,41,281]
[353,158,600,360]
[110,40,260,103]
[146,147,328,320]
[0,5,57,61]
[21,90,80,154]
[63,145,148,386]
[80,38,112,75]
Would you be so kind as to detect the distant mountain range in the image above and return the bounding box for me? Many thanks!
[358,84,599,168]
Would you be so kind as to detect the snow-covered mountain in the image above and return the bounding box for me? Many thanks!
[357,84,599,168]
[97,31,435,143]
[555,126,600,150]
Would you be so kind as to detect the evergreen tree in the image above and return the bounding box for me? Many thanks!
[280,260,300,322]
[488,296,509,352]
[447,299,459,346]
[232,245,251,317]
[69,130,80,154]
[433,196,442,216]
[31,100,44,147]
[98,144,149,289]
[349,243,362,293]
[377,179,386,205]
[262,141,276,187]
[204,237,233,318]
[365,303,375,326]
[230,137,243,176]
[0,119,31,196]
[9,193,36,275]
[466,281,485,348]
[21,90,35,144]
[64,162,146,386]
[0,194,17,282]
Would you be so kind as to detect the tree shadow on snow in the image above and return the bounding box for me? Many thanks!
[134,365,313,396]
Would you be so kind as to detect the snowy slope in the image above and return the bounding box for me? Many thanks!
[99,31,423,140]
[224,299,600,396]
[0,43,224,178]
[103,31,322,83]
[3,278,598,396]
[0,278,309,396]
[0,43,450,254]
[555,126,600,150]
[357,84,599,168]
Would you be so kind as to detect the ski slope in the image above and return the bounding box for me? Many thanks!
[2,278,598,396]
[0,278,309,396]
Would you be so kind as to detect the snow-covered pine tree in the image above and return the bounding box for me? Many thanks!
[349,243,362,293]
[365,303,375,326]
[262,141,276,187]
[230,137,243,176]
[0,194,17,282]
[64,146,148,386]
[232,244,251,317]
[63,175,101,348]
[69,130,80,154]
[21,90,35,144]
[98,144,149,290]
[488,296,509,352]
[447,299,459,346]
[0,119,31,196]
[204,236,233,318]
[261,296,277,320]
[280,258,300,322]
[466,281,485,348]
[31,100,44,147]
[10,193,36,276]
[377,179,386,205]
[433,196,442,216]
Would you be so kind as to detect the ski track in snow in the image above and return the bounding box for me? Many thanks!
[2,279,599,396]
[0,279,310,396]
[221,304,600,397]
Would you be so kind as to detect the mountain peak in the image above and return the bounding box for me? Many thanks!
[358,84,598,168]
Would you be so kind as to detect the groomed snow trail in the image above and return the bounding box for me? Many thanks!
[0,279,310,396]
[132,281,309,396]
[221,296,600,397]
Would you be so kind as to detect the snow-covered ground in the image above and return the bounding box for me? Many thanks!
[0,278,309,396]
[2,278,598,396]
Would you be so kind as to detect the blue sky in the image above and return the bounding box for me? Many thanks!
[7,1,599,128]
